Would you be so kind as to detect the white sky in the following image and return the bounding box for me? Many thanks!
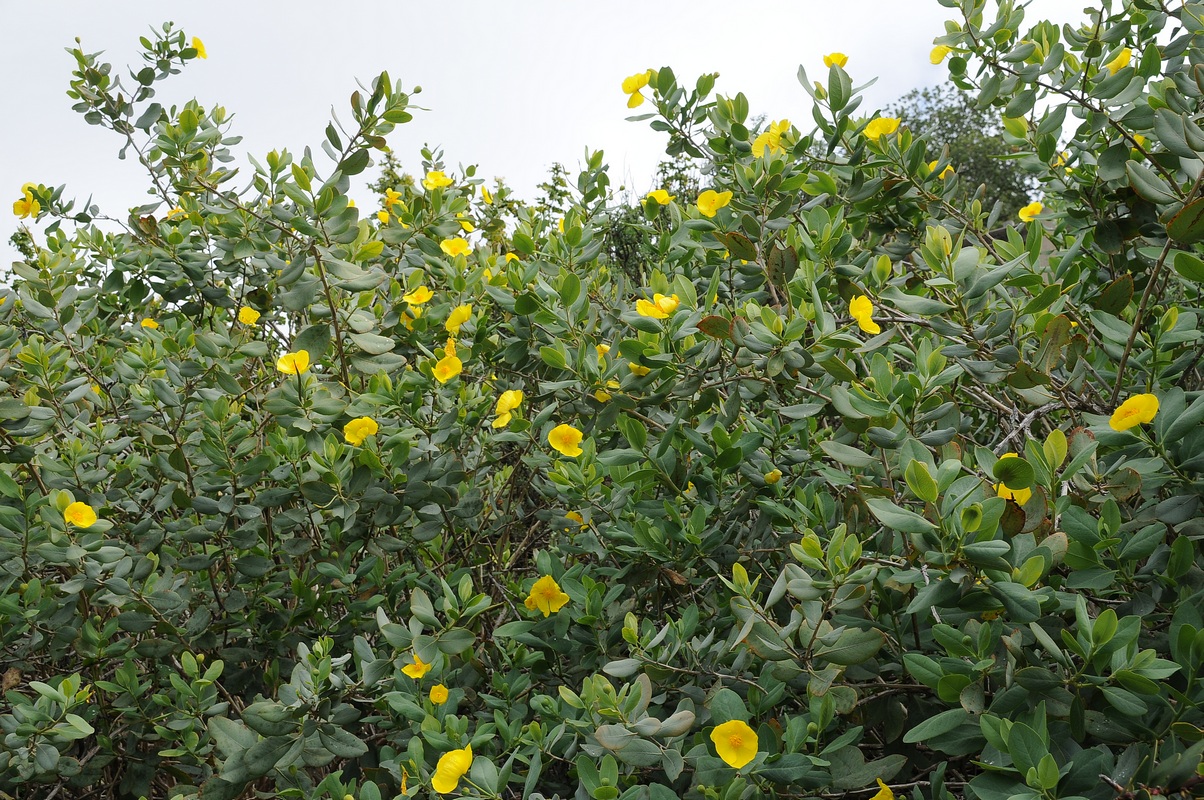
[2,1,1087,263]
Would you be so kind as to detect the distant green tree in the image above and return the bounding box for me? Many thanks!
[8,230,35,261]
[892,83,1034,220]
[653,153,701,200]
[534,162,574,224]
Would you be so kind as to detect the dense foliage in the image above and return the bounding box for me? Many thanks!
[4,2,1204,799]
[891,83,1035,219]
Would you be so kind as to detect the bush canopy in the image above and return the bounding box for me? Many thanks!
[3,2,1204,799]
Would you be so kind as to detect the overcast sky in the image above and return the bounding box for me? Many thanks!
[3,1,1087,263]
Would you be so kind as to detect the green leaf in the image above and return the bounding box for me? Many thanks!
[596,449,644,467]
[714,232,757,261]
[991,581,1041,623]
[698,315,732,339]
[828,63,852,112]
[1174,251,1204,282]
[1165,391,1204,441]
[436,627,476,655]
[338,149,370,176]
[200,778,244,800]
[317,725,368,758]
[349,332,396,355]
[708,688,748,724]
[559,272,581,306]
[1036,753,1060,791]
[539,346,567,369]
[1100,685,1147,716]
[1125,161,1178,204]
[613,739,662,767]
[881,286,955,315]
[902,708,972,743]
[820,440,877,468]
[814,627,885,666]
[242,736,298,777]
[905,459,938,503]
[1006,722,1046,776]
[1168,198,1204,243]
[992,456,1034,490]
[865,497,936,533]
[241,702,298,737]
[209,717,257,758]
[294,324,332,360]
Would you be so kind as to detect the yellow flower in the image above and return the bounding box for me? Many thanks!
[1105,47,1132,75]
[276,349,311,375]
[636,292,680,319]
[481,186,493,205]
[505,253,521,264]
[457,212,475,233]
[548,423,584,457]
[525,575,570,616]
[192,36,207,59]
[343,416,379,446]
[431,745,473,794]
[434,353,463,383]
[165,206,186,219]
[628,363,651,377]
[401,652,432,679]
[440,238,471,258]
[403,286,434,305]
[994,452,1032,506]
[622,70,652,108]
[823,53,848,68]
[140,318,159,330]
[557,218,565,233]
[446,304,473,334]
[647,189,675,205]
[565,511,587,528]
[1133,134,1147,148]
[711,720,758,769]
[346,198,356,208]
[752,119,791,158]
[64,501,98,528]
[1109,393,1159,431]
[1018,201,1044,223]
[930,45,953,64]
[429,683,449,704]
[864,117,901,141]
[238,306,260,325]
[764,469,782,485]
[595,378,620,402]
[849,295,881,335]
[697,189,733,218]
[596,344,611,358]
[870,778,895,800]
[377,210,391,224]
[385,188,404,208]
[492,389,524,428]
[423,170,453,190]
[927,160,954,179]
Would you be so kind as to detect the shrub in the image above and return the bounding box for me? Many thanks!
[3,3,1204,800]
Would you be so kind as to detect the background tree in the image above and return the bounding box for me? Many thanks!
[891,83,1035,220]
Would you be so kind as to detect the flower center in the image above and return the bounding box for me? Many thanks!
[728,734,744,749]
